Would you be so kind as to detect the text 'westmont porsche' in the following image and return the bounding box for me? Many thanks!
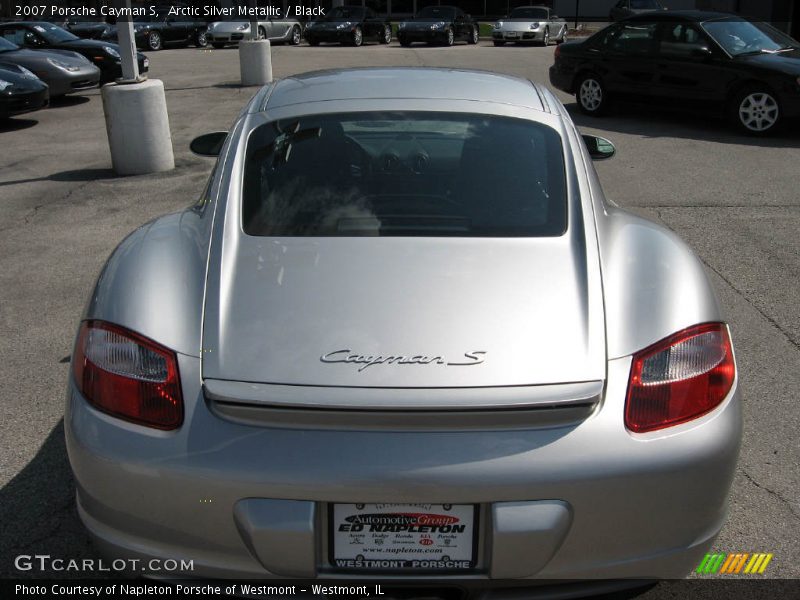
[66,67,741,592]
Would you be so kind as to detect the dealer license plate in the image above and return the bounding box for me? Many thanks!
[330,503,477,572]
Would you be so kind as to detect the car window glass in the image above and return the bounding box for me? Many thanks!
[608,22,657,55]
[659,23,708,57]
[1,28,26,45]
[615,0,628,8]
[242,112,567,238]
[702,18,797,56]
[631,0,660,8]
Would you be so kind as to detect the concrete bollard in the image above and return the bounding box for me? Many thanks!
[239,39,273,86]
[101,79,174,176]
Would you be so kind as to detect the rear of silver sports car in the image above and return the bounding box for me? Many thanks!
[65,101,741,586]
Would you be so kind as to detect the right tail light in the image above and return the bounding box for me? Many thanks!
[625,323,735,434]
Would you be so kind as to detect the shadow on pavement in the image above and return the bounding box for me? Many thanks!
[0,117,38,133]
[49,95,92,109]
[0,167,115,187]
[566,102,800,149]
[0,420,100,579]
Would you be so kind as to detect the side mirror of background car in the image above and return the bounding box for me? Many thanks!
[582,135,616,160]
[190,132,227,157]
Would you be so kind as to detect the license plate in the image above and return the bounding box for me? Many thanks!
[330,503,477,572]
[506,32,519,38]
[143,58,149,68]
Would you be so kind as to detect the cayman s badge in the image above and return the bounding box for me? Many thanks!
[320,349,487,372]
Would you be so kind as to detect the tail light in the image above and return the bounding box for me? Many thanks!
[72,321,183,430]
[625,323,735,434]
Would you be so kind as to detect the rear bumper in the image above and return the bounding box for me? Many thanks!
[66,355,741,580]
[549,65,575,94]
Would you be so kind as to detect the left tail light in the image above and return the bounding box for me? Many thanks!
[72,321,183,430]
[625,322,735,434]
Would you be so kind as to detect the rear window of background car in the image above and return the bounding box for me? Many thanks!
[241,112,568,237]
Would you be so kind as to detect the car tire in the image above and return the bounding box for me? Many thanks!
[731,86,782,136]
[257,26,266,40]
[542,28,550,46]
[351,26,363,47]
[468,25,479,44]
[147,31,162,51]
[194,30,208,48]
[211,42,225,49]
[576,73,608,116]
[380,24,392,44]
[291,26,301,45]
[493,40,505,47]
[557,27,568,44]
[445,27,454,46]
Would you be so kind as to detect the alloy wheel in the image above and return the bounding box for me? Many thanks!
[353,26,363,46]
[580,78,603,112]
[292,26,301,45]
[738,92,779,133]
[446,27,454,46]
[196,31,207,47]
[383,25,391,44]
[148,31,161,51]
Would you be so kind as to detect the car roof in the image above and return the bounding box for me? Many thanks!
[626,10,741,23]
[263,68,546,111]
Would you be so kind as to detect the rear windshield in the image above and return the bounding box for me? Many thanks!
[242,112,567,237]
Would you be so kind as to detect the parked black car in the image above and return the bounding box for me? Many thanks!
[610,0,667,22]
[0,22,148,83]
[549,11,800,135]
[66,17,114,40]
[398,5,479,47]
[127,10,209,50]
[304,5,391,46]
[0,62,48,118]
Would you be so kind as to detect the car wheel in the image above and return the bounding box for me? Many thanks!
[732,87,781,135]
[195,30,208,47]
[468,25,479,44]
[557,27,568,44]
[577,74,608,116]
[380,24,392,44]
[445,26,454,46]
[291,25,301,45]
[351,26,363,46]
[493,40,505,47]
[211,42,225,49]
[542,28,550,46]
[147,31,162,51]
[257,26,266,40]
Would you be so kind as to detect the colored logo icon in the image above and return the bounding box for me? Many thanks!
[697,553,773,574]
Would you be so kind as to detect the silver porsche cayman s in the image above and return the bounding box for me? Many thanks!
[66,68,741,586]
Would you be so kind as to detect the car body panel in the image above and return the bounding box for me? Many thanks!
[206,18,302,45]
[0,44,99,96]
[0,21,148,82]
[493,6,567,44]
[549,12,800,119]
[0,63,49,117]
[127,11,207,48]
[304,6,389,45]
[69,68,741,582]
[398,5,477,45]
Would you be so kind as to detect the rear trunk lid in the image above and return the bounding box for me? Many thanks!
[201,235,606,389]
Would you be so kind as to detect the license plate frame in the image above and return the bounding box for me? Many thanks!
[328,503,479,573]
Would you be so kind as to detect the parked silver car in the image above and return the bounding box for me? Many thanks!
[0,36,99,97]
[66,68,741,586]
[206,17,302,48]
[492,5,568,46]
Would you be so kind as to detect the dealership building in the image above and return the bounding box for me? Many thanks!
[1,0,798,37]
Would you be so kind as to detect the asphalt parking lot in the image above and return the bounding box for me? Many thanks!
[1,40,798,588]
